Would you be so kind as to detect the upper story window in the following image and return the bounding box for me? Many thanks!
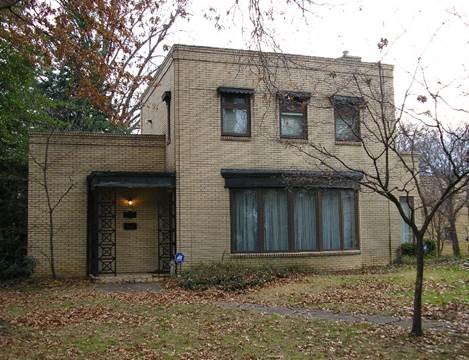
[218,87,254,137]
[332,95,362,142]
[278,92,310,139]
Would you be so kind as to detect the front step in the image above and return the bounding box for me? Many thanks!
[90,273,170,284]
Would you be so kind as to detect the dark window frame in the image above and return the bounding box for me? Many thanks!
[162,91,171,145]
[279,94,309,140]
[230,187,360,254]
[333,99,361,143]
[220,93,252,137]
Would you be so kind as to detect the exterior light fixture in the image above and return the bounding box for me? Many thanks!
[126,198,134,206]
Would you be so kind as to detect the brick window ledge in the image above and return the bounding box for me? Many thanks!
[229,250,361,258]
[221,136,251,142]
[335,141,362,146]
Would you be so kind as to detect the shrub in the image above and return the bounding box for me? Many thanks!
[400,243,416,256]
[0,161,33,281]
[423,239,436,256]
[400,239,437,259]
[178,262,305,291]
[0,254,36,281]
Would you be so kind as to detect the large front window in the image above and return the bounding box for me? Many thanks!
[231,188,359,252]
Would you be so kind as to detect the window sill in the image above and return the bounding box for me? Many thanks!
[221,135,251,142]
[279,138,308,144]
[335,141,362,146]
[229,250,361,258]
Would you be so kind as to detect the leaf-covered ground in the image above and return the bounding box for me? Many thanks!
[0,261,468,359]
[240,261,469,323]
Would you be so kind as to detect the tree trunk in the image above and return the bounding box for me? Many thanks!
[438,233,444,256]
[411,233,424,337]
[449,220,461,258]
[49,210,56,279]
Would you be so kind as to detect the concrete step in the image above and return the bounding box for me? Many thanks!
[90,273,170,284]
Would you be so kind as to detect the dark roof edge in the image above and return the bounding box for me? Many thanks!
[88,171,175,179]
[221,169,363,179]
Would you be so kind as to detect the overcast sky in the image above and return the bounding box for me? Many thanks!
[168,0,468,126]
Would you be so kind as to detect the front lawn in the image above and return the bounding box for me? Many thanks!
[0,260,467,359]
[241,260,468,322]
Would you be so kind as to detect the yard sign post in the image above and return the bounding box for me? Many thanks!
[174,252,185,274]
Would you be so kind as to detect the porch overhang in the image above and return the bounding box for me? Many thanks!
[88,171,175,190]
[221,169,363,189]
[87,171,176,277]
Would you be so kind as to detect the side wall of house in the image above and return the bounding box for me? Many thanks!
[170,46,405,270]
[28,133,166,277]
[140,57,176,172]
[456,205,469,245]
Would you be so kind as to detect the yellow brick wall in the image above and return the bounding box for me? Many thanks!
[29,46,416,278]
[115,189,159,273]
[28,133,166,277]
[141,45,410,271]
[141,55,176,172]
[456,205,468,244]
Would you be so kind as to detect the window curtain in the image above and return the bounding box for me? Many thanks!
[281,113,304,137]
[223,108,248,134]
[400,197,412,244]
[335,104,359,141]
[233,190,257,251]
[294,190,316,250]
[342,190,357,249]
[264,190,288,251]
[322,191,341,250]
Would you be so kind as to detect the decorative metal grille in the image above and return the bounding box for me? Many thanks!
[158,190,176,273]
[97,190,116,275]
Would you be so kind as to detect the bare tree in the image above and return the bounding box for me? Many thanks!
[273,58,469,336]
[417,139,469,258]
[30,131,74,279]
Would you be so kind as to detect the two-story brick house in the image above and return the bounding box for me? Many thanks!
[28,45,412,277]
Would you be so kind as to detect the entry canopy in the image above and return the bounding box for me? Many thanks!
[88,171,175,190]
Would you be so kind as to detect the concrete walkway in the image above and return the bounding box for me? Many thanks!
[216,301,449,330]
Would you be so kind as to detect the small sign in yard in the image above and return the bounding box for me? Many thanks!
[174,252,185,264]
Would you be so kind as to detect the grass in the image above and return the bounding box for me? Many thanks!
[241,259,469,320]
[0,261,468,359]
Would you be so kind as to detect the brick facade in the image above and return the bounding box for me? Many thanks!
[29,45,415,277]
[28,133,166,276]
[140,45,411,271]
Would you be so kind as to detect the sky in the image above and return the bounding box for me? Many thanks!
[167,0,469,127]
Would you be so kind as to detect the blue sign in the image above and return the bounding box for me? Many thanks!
[174,252,185,264]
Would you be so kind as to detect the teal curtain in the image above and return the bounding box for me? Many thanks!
[400,197,412,244]
[342,190,357,249]
[264,189,288,251]
[294,190,316,250]
[233,190,258,251]
[322,191,341,250]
